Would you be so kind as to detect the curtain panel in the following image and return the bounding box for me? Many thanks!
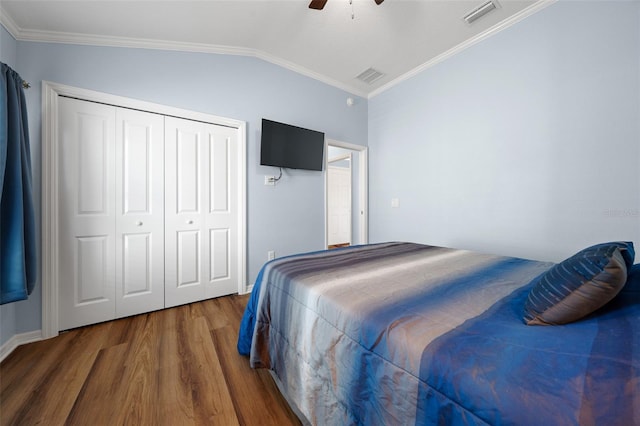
[0,62,36,304]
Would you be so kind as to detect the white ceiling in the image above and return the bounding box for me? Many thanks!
[0,0,550,97]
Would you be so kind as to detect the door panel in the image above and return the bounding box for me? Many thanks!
[177,230,200,286]
[115,108,165,317]
[77,124,108,214]
[58,97,116,330]
[210,228,229,281]
[75,235,110,303]
[176,130,200,213]
[210,136,229,212]
[327,165,352,246]
[121,233,152,294]
[165,117,238,307]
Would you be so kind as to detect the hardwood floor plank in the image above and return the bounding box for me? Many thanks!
[5,323,110,425]
[0,295,300,426]
[101,314,142,348]
[229,295,251,329]
[114,313,162,425]
[217,294,248,336]
[0,333,78,425]
[178,308,240,425]
[156,306,197,425]
[214,295,300,425]
[212,324,301,426]
[0,329,75,395]
[198,297,232,331]
[65,342,129,425]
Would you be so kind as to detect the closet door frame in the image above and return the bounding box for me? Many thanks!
[42,81,247,339]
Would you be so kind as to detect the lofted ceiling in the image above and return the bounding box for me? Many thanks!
[0,0,551,97]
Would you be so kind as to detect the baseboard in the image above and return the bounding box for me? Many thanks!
[0,330,43,363]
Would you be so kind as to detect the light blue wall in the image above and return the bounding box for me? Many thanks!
[368,1,640,263]
[1,25,16,67]
[0,25,19,346]
[2,34,367,341]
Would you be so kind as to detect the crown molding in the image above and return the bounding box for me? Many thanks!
[0,7,368,98]
[252,50,368,98]
[1,1,554,100]
[17,28,257,57]
[368,0,557,99]
[0,5,20,38]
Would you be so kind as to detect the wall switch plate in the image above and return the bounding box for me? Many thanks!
[264,176,275,186]
[391,198,400,208]
[268,250,275,261]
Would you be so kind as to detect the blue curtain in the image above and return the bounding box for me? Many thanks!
[0,62,36,304]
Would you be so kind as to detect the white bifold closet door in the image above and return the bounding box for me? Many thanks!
[114,108,165,318]
[58,97,241,330]
[164,117,239,307]
[58,97,165,330]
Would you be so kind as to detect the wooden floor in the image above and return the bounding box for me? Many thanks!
[328,243,350,250]
[0,294,301,426]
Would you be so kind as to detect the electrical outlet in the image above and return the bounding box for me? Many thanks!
[267,250,275,261]
[264,175,275,186]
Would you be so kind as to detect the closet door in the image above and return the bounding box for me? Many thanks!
[114,108,165,317]
[58,97,116,330]
[165,117,240,307]
[58,98,166,329]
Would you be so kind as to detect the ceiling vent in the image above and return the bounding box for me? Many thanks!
[356,67,385,85]
[463,0,498,24]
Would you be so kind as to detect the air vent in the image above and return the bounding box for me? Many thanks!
[356,67,385,85]
[463,0,498,24]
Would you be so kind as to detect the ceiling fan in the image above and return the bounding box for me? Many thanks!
[309,0,384,10]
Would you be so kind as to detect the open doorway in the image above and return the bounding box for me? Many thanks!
[325,139,368,249]
[327,153,352,248]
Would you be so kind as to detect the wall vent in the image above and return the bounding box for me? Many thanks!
[463,0,498,24]
[356,67,385,85]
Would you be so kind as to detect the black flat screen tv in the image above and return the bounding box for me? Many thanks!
[260,119,325,171]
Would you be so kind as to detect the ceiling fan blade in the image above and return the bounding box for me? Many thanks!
[374,0,384,4]
[309,0,328,10]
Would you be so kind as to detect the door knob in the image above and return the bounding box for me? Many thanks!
[187,220,194,225]
[136,221,143,226]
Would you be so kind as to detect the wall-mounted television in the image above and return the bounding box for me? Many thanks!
[260,119,325,171]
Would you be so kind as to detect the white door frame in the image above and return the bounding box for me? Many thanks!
[324,139,368,248]
[41,81,247,339]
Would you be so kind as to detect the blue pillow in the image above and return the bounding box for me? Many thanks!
[621,264,640,293]
[524,242,635,326]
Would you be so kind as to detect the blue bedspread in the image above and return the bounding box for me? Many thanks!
[417,284,640,425]
[238,243,639,425]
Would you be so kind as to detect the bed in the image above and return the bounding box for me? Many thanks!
[238,242,639,425]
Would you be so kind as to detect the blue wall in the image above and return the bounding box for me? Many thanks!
[368,0,640,263]
[0,31,368,345]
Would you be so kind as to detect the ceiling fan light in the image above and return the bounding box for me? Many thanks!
[309,0,328,10]
[463,0,498,24]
